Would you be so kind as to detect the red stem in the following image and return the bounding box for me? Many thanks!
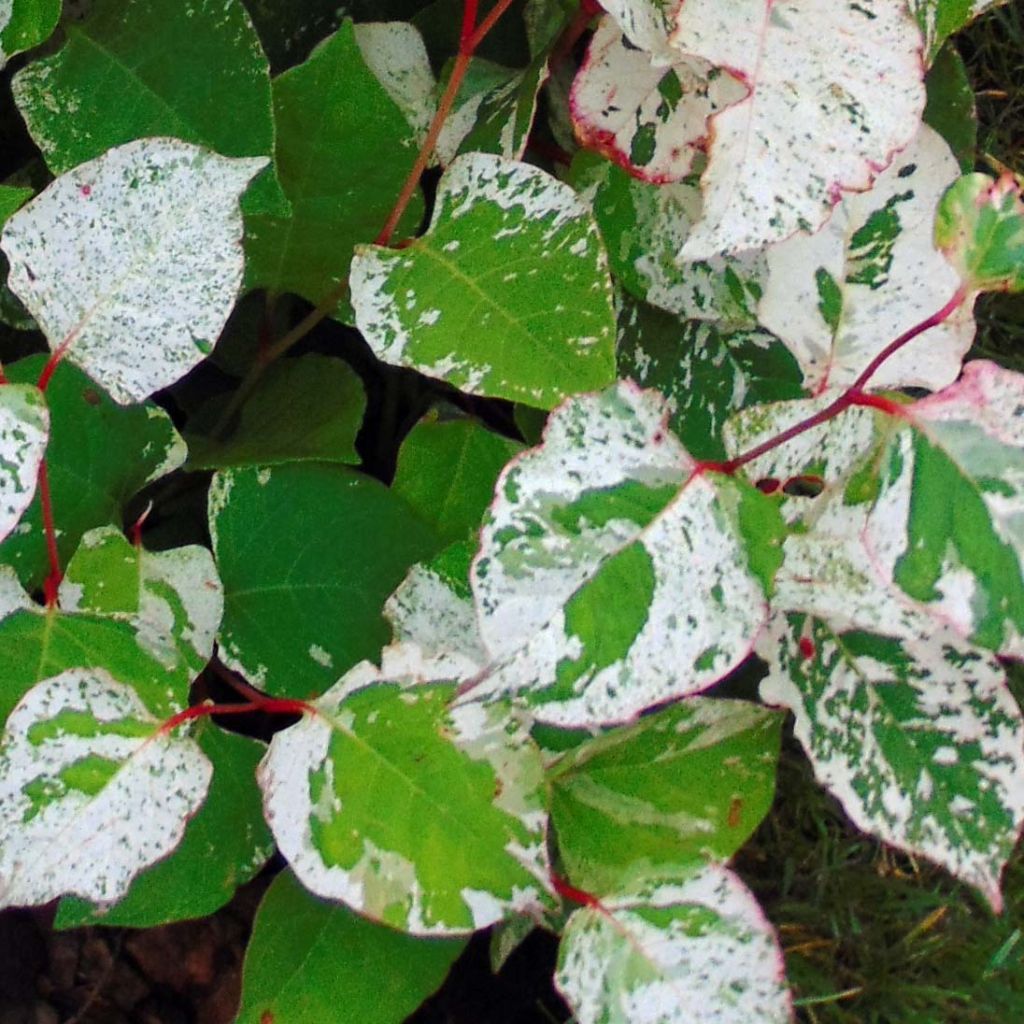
[38,460,61,607]
[460,0,479,50]
[36,335,74,392]
[160,695,314,735]
[551,873,602,909]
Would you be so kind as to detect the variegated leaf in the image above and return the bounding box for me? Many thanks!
[555,866,793,1024]
[759,125,975,393]
[910,0,1010,61]
[0,668,211,909]
[935,172,1024,294]
[570,17,744,184]
[259,669,552,935]
[0,0,60,70]
[572,156,766,325]
[1,139,266,404]
[470,382,784,727]
[864,360,1024,657]
[672,0,926,257]
[0,384,47,544]
[762,609,1024,911]
[597,0,681,63]
[351,153,616,409]
[59,526,223,676]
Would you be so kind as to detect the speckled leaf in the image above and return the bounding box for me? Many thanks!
[470,382,785,726]
[935,173,1024,294]
[0,0,60,69]
[11,0,280,209]
[54,721,272,928]
[236,869,465,1024]
[259,673,552,935]
[1,139,266,404]
[58,526,223,676]
[571,17,744,184]
[617,298,805,461]
[0,356,185,593]
[759,125,974,394]
[187,355,366,470]
[392,417,522,547]
[555,867,793,1024]
[910,0,1010,61]
[0,384,47,545]
[597,0,683,62]
[863,360,1024,658]
[762,609,1024,910]
[244,21,424,312]
[351,153,617,410]
[0,668,211,910]
[571,155,766,325]
[210,463,439,699]
[672,0,926,257]
[549,698,782,895]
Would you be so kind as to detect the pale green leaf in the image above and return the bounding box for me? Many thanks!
[351,153,617,410]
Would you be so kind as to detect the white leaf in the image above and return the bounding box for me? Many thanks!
[758,125,973,393]
[1,138,267,404]
[0,668,211,909]
[672,0,926,257]
[598,0,683,63]
[470,382,778,726]
[0,383,48,544]
[570,17,744,184]
[555,866,793,1024]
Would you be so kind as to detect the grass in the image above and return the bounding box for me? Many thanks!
[733,8,1024,1019]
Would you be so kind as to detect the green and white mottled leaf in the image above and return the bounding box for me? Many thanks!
[910,0,1010,61]
[54,721,272,928]
[259,671,552,935]
[187,355,366,470]
[470,382,785,726]
[0,668,211,909]
[762,609,1024,911]
[597,0,682,63]
[236,869,465,1024]
[1,139,266,404]
[672,0,926,257]
[935,173,1024,294]
[555,866,793,1024]
[210,463,439,699]
[759,125,974,394]
[0,384,47,545]
[617,299,805,461]
[571,17,744,184]
[0,356,186,593]
[572,156,766,325]
[58,526,222,675]
[351,153,617,410]
[0,0,60,70]
[863,360,1024,657]
[549,698,782,895]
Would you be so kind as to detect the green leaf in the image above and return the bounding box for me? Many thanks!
[392,416,521,546]
[0,357,186,593]
[924,43,977,172]
[763,609,1024,911]
[1,139,266,404]
[471,382,785,726]
[12,0,281,208]
[909,0,1010,61]
[58,526,223,676]
[616,298,804,461]
[863,360,1024,657]
[244,20,424,314]
[241,0,343,69]
[236,869,465,1024]
[210,463,439,699]
[935,172,1024,294]
[0,185,32,224]
[187,355,366,470]
[570,154,766,329]
[259,675,552,934]
[555,866,792,1024]
[0,668,211,909]
[54,721,272,928]
[759,125,973,394]
[0,0,60,68]
[0,383,47,544]
[549,698,782,895]
[351,153,617,410]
